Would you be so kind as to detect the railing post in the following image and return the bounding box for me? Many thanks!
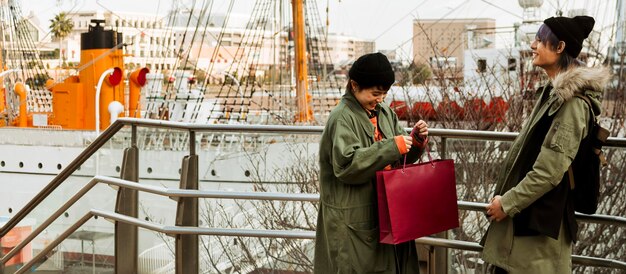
[115,125,139,273]
[175,131,198,274]
[434,136,449,274]
[0,248,4,274]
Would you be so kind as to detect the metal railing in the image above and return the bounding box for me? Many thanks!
[2,117,626,273]
[2,174,623,267]
[8,175,626,273]
[9,175,626,273]
[3,118,626,240]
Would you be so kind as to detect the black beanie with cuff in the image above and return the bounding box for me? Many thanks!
[543,15,595,58]
[348,52,395,88]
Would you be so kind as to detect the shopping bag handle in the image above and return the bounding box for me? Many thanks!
[402,128,433,173]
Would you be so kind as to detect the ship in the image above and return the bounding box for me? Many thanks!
[0,1,338,272]
[0,0,624,273]
[0,0,345,184]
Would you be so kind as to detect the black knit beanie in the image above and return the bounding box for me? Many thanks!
[348,52,395,88]
[543,16,595,58]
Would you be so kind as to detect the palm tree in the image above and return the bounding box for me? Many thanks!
[49,12,74,70]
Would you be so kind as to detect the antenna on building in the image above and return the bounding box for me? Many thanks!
[516,0,544,46]
[616,0,625,51]
[608,0,625,74]
[519,0,543,23]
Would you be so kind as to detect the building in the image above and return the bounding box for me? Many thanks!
[53,10,373,84]
[63,11,176,70]
[324,34,375,66]
[412,18,496,80]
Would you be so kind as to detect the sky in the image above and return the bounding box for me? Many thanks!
[21,0,621,59]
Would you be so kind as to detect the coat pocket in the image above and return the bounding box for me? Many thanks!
[545,121,576,155]
[346,222,389,273]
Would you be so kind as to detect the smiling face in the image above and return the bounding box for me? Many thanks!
[532,24,568,78]
[350,81,388,111]
[530,38,560,70]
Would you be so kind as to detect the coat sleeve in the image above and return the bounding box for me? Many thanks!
[331,119,403,184]
[500,98,590,216]
[392,112,424,164]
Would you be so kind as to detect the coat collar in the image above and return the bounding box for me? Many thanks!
[342,90,389,139]
[552,65,610,101]
[550,65,610,115]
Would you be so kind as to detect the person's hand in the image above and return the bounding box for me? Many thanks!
[413,120,429,141]
[402,135,413,151]
[486,195,507,222]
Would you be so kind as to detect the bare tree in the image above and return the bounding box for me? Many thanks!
[198,137,319,273]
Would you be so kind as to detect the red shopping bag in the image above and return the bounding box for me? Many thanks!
[376,149,459,244]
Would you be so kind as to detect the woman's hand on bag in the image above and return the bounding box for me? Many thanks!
[486,195,507,222]
[413,120,429,141]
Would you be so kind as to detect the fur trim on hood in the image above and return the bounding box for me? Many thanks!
[552,66,611,101]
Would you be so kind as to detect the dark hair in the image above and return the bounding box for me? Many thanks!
[346,79,391,94]
[535,24,583,69]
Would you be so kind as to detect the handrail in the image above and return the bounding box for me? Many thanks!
[5,175,625,268]
[114,118,626,147]
[116,118,325,134]
[0,122,125,237]
[411,237,626,270]
[14,209,316,274]
[456,201,626,226]
[16,208,626,274]
[1,175,317,265]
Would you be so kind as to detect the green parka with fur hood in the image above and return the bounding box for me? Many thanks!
[481,66,611,273]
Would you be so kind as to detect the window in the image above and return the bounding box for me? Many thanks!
[477,59,487,73]
[508,58,517,71]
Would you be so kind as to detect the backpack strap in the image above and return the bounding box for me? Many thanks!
[571,94,599,151]
[572,94,596,124]
[568,94,598,190]
[567,167,576,190]
[573,94,610,165]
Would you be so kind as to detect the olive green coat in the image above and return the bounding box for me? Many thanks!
[314,91,423,274]
[481,66,610,273]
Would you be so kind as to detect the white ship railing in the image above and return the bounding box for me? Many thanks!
[138,241,172,274]
[1,117,626,274]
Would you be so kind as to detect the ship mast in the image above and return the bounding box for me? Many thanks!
[292,0,313,122]
[612,0,625,65]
